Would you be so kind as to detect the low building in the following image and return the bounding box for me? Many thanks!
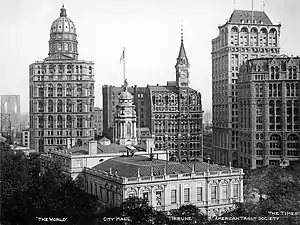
[83,155,244,217]
[40,137,156,179]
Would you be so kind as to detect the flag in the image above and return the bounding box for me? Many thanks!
[120,49,125,63]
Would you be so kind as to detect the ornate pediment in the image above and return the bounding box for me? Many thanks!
[44,53,75,61]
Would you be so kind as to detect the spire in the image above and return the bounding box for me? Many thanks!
[60,4,67,17]
[176,23,189,65]
[181,21,183,42]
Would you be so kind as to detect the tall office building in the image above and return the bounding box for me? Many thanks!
[212,10,281,166]
[238,56,300,168]
[144,34,203,162]
[29,6,95,152]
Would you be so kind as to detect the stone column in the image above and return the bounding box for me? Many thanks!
[239,179,243,202]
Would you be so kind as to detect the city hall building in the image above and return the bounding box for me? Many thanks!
[83,155,244,217]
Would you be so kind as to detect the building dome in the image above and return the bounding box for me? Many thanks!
[119,90,133,100]
[48,5,79,60]
[50,6,76,35]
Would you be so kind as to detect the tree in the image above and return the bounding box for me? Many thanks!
[0,152,99,225]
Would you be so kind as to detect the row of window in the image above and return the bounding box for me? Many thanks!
[37,84,94,98]
[35,64,92,75]
[37,99,94,113]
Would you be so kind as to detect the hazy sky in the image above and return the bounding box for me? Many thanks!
[0,0,300,113]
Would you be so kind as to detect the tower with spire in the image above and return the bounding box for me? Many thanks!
[175,24,190,87]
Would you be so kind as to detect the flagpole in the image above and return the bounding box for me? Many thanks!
[251,0,254,23]
[123,47,126,82]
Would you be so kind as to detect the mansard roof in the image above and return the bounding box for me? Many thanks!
[228,10,273,25]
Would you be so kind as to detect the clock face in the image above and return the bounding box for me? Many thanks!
[180,71,187,78]
[125,110,131,115]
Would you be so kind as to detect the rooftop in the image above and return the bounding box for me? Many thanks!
[59,142,145,156]
[228,10,273,25]
[92,155,234,178]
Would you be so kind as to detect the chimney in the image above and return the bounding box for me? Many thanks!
[88,140,97,155]
[146,138,154,154]
[109,167,112,175]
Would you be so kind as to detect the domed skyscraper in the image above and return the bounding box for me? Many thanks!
[29,5,95,152]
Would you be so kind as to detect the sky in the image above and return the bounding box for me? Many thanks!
[0,0,300,113]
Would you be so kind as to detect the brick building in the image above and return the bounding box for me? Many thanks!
[102,85,146,140]
[144,35,203,162]
[237,56,300,168]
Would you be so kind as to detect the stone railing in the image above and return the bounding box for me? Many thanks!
[122,169,243,184]
[84,167,124,183]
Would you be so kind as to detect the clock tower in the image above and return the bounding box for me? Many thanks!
[175,30,190,87]
[114,79,137,146]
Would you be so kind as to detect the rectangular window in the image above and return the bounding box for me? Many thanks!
[156,191,162,206]
[184,188,190,203]
[222,185,228,199]
[143,192,149,202]
[171,190,177,204]
[233,184,239,198]
[211,186,217,200]
[197,187,202,202]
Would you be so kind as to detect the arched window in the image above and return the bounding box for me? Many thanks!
[259,28,267,47]
[48,84,54,97]
[57,84,63,97]
[250,27,258,46]
[66,84,72,97]
[127,122,131,138]
[48,100,53,112]
[38,116,44,128]
[67,64,72,73]
[57,100,63,112]
[288,67,292,79]
[66,99,72,112]
[38,86,44,97]
[66,115,72,128]
[240,27,248,46]
[48,115,53,128]
[38,101,44,112]
[270,67,274,79]
[275,67,280,79]
[57,115,63,128]
[269,28,277,47]
[293,67,297,79]
[230,27,238,46]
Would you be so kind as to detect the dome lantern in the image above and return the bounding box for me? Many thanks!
[48,5,78,60]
